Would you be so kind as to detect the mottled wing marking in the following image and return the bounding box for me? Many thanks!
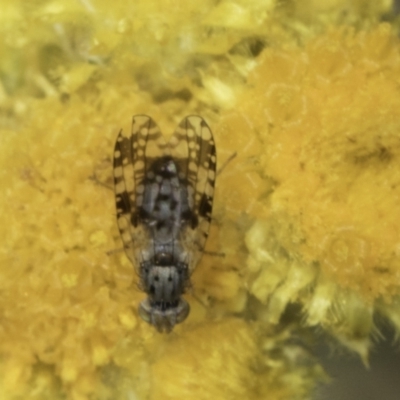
[114,115,216,273]
[113,115,167,267]
[169,116,217,270]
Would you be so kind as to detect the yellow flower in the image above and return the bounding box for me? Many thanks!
[0,0,398,399]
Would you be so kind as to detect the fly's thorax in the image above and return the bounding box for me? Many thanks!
[139,254,190,332]
[140,255,189,302]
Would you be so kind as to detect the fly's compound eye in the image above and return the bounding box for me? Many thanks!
[138,298,190,332]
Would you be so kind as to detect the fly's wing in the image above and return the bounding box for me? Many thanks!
[169,115,217,271]
[113,115,167,268]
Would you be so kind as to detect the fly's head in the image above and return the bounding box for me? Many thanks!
[139,253,190,333]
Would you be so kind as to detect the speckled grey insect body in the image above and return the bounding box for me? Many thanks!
[113,115,216,332]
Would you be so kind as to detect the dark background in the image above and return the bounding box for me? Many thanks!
[315,324,400,400]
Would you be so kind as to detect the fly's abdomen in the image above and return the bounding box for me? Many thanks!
[141,157,189,241]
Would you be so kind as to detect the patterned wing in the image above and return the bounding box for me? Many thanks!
[113,115,167,267]
[168,115,217,271]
